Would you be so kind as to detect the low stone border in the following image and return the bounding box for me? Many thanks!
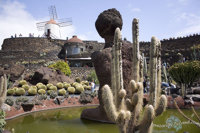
[6,104,99,121]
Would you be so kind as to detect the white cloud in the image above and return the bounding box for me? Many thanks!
[128,4,141,13]
[176,13,200,36]
[131,8,141,13]
[0,1,75,49]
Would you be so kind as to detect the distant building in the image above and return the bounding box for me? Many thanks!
[65,35,85,56]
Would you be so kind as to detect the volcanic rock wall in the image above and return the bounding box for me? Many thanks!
[0,37,65,67]
[140,34,200,64]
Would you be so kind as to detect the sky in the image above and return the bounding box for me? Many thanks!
[0,0,200,48]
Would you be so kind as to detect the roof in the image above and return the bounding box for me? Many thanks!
[67,35,83,43]
[46,19,57,24]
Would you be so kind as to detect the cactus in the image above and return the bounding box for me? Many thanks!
[75,84,84,94]
[47,83,53,89]
[162,64,168,83]
[56,82,64,89]
[22,84,29,91]
[0,75,7,108]
[38,89,46,95]
[58,88,66,96]
[37,83,47,90]
[143,53,148,77]
[15,88,25,96]
[28,88,37,95]
[101,20,167,133]
[7,89,15,96]
[174,100,200,128]
[67,87,75,94]
[49,85,57,91]
[18,80,27,86]
[63,82,71,89]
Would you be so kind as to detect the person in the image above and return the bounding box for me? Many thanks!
[91,80,95,92]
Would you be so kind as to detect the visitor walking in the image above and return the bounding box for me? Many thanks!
[91,80,95,92]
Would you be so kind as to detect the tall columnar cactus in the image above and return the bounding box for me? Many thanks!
[132,18,140,82]
[149,37,162,108]
[143,53,148,77]
[162,64,168,83]
[101,19,167,133]
[0,75,7,108]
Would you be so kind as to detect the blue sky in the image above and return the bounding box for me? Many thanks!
[0,0,200,48]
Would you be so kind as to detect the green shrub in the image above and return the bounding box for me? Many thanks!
[63,82,71,89]
[5,98,14,106]
[56,82,64,89]
[38,94,47,100]
[48,60,71,76]
[15,97,28,105]
[47,90,55,95]
[75,77,81,83]
[7,89,15,96]
[28,88,37,95]
[22,84,29,91]
[49,85,57,91]
[87,70,99,84]
[50,91,57,99]
[0,110,6,132]
[19,80,27,86]
[67,87,75,94]
[15,88,25,96]
[38,89,46,95]
[169,61,200,86]
[58,89,66,96]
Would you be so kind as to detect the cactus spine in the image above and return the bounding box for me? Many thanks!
[0,75,7,108]
[102,18,167,133]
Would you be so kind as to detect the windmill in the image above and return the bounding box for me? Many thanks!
[36,5,72,39]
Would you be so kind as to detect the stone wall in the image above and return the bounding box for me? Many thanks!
[140,34,200,64]
[2,37,65,52]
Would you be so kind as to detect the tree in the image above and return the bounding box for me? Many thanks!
[169,61,200,97]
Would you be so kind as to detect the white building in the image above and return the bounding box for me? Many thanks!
[44,19,61,39]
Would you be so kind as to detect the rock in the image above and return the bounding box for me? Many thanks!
[81,8,133,123]
[29,66,73,85]
[0,64,25,81]
[167,96,185,109]
[91,42,133,107]
[191,96,200,102]
[192,87,200,94]
[95,8,123,48]
[21,103,34,112]
[79,92,93,104]
[54,98,61,105]
[1,103,11,111]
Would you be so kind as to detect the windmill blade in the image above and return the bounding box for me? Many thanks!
[36,21,48,31]
[57,18,72,27]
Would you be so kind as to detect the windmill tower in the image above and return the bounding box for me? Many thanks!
[36,5,72,39]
